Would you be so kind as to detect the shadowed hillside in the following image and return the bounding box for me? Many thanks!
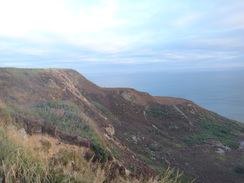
[0,68,244,183]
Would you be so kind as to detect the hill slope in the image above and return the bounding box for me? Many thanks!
[0,68,244,182]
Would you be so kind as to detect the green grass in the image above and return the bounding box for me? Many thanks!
[0,101,52,182]
[30,101,108,162]
[147,103,185,120]
[0,127,103,183]
[0,101,12,124]
[0,69,193,183]
[0,101,104,182]
[180,112,241,148]
[110,147,121,160]
[147,103,170,118]
[7,100,108,163]
[88,98,119,122]
[151,106,166,117]
[148,128,164,136]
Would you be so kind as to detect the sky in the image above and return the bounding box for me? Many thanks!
[0,0,244,74]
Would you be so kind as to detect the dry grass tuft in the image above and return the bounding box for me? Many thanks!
[0,129,52,183]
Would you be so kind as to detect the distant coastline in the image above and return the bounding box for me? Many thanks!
[86,70,244,122]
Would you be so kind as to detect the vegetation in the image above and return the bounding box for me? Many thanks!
[110,147,121,160]
[0,103,100,182]
[13,100,109,163]
[0,130,53,182]
[148,128,164,136]
[0,101,11,124]
[148,168,193,183]
[1,68,244,183]
[0,105,51,182]
[0,128,183,183]
[40,139,52,153]
[148,143,159,152]
[0,100,183,182]
[180,112,241,148]
[151,106,166,117]
[233,165,244,174]
[0,102,50,182]
[89,99,118,122]
[0,127,105,183]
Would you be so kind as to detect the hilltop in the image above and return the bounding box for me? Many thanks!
[0,68,244,183]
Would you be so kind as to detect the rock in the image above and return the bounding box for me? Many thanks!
[105,124,115,136]
[239,141,244,150]
[169,125,179,130]
[132,135,139,143]
[215,148,225,155]
[214,143,231,154]
[18,128,28,140]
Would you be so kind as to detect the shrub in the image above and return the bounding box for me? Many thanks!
[181,114,240,148]
[234,165,244,174]
[148,143,158,151]
[91,141,108,163]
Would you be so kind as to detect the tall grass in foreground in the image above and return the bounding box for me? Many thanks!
[148,168,193,183]
[0,100,186,183]
[0,127,186,183]
[0,129,52,183]
[0,101,52,182]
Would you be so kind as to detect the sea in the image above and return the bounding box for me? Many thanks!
[85,70,244,123]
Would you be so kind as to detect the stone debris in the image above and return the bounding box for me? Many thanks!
[215,148,225,155]
[214,143,231,154]
[239,141,244,150]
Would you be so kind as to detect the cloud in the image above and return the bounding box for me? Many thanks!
[0,0,244,72]
[225,13,244,30]
[0,0,127,37]
[188,38,244,50]
[172,13,201,27]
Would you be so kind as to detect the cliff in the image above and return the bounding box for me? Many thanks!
[0,68,243,183]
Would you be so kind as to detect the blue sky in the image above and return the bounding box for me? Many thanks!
[0,0,244,74]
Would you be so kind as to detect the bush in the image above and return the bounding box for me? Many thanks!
[181,115,240,148]
[148,143,158,151]
[234,165,244,174]
[91,141,108,163]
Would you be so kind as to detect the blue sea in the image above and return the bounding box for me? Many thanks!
[85,70,244,123]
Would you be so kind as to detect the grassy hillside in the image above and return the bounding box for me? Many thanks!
[1,100,185,183]
[0,68,244,183]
